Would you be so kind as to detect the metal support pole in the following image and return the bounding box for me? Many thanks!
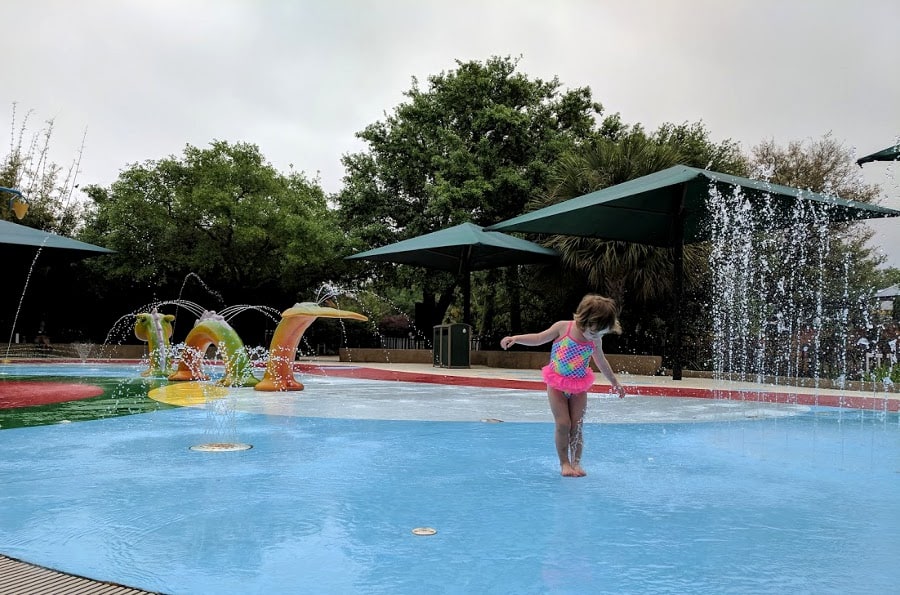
[672,183,688,381]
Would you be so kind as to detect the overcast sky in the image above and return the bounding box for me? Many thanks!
[3,0,899,266]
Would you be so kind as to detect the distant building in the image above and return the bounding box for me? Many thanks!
[876,284,900,316]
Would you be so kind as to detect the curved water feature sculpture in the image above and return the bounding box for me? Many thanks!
[159,302,368,391]
[255,302,368,391]
[168,311,258,387]
[134,309,176,377]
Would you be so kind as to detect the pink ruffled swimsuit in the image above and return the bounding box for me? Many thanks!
[541,322,596,394]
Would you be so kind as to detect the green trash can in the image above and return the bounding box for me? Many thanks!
[433,323,471,368]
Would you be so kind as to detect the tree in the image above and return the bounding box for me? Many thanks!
[336,56,613,331]
[526,123,748,356]
[750,133,880,203]
[653,121,748,177]
[748,134,882,297]
[537,132,687,305]
[877,267,900,290]
[724,134,886,379]
[0,104,89,346]
[76,141,342,341]
[0,103,85,233]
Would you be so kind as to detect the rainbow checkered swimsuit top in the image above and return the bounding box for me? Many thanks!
[541,321,596,393]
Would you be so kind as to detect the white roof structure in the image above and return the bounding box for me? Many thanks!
[875,285,900,299]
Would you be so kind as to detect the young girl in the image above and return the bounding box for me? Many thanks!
[500,294,626,477]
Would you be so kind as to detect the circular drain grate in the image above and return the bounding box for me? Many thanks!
[190,443,253,452]
[411,527,437,536]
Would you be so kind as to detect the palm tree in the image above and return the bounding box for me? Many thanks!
[530,132,708,308]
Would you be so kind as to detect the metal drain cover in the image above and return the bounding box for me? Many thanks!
[190,442,253,452]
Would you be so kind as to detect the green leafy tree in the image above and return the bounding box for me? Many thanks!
[77,141,342,339]
[336,56,614,332]
[877,267,900,290]
[653,121,748,177]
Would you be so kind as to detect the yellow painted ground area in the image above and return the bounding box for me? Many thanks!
[148,382,230,406]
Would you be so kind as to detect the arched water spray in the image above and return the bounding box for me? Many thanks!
[314,282,433,360]
[177,273,225,305]
[173,274,225,338]
[218,304,283,324]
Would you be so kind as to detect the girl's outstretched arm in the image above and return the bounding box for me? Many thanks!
[500,321,566,350]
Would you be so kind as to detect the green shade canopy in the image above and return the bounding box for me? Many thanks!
[857,144,900,166]
[346,222,558,324]
[485,165,900,247]
[347,222,558,271]
[0,219,113,258]
[486,164,900,380]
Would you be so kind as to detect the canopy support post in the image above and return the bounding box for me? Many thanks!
[461,246,473,326]
[462,271,472,325]
[672,183,688,381]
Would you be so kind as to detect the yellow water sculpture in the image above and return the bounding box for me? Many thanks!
[134,309,176,377]
[168,312,258,387]
[254,302,368,391]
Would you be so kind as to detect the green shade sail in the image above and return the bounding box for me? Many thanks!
[0,219,113,256]
[346,222,559,324]
[486,164,900,380]
[347,222,558,271]
[857,144,900,166]
[486,165,900,247]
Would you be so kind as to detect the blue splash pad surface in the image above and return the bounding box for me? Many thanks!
[1,404,899,594]
[0,362,148,378]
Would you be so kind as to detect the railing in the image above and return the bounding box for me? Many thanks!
[370,336,484,351]
[0,343,147,360]
[376,336,431,350]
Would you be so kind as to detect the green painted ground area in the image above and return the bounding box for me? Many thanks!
[0,376,178,430]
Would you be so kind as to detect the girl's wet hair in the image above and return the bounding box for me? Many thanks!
[574,294,622,335]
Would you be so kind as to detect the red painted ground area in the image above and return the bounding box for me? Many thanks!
[294,364,900,412]
[0,382,104,409]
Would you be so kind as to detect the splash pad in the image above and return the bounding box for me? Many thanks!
[2,264,900,593]
[0,361,898,594]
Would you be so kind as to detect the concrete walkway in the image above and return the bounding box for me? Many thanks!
[143,356,900,426]
[306,358,900,407]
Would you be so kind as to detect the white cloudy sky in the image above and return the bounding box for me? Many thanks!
[3,0,900,266]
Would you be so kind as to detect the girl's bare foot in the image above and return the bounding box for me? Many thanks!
[573,464,587,477]
[561,462,580,477]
